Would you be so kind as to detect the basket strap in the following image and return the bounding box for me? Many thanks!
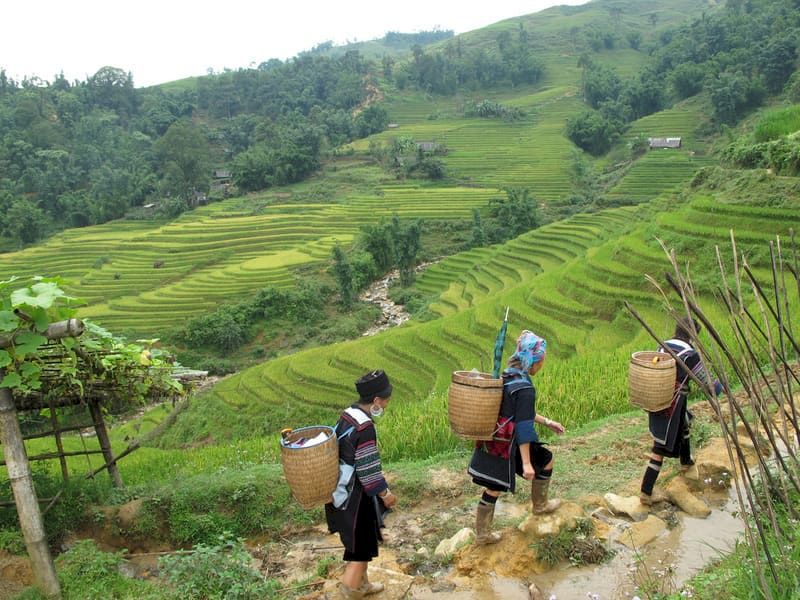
[491,416,513,438]
[337,426,355,441]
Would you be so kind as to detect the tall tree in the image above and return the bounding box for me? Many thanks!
[155,119,210,200]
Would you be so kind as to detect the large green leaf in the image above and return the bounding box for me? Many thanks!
[13,331,47,357]
[10,282,65,310]
[0,311,18,332]
[0,350,11,368]
[0,372,21,389]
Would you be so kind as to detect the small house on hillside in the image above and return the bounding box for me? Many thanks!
[211,169,233,196]
[648,137,682,149]
[416,141,439,153]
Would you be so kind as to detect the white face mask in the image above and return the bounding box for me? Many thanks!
[370,404,384,418]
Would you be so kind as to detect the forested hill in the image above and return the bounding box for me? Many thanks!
[0,0,719,252]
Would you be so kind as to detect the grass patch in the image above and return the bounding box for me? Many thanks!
[530,517,613,567]
[753,104,800,142]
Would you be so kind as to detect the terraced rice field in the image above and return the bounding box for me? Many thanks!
[205,204,651,434]
[202,190,797,447]
[623,96,710,149]
[354,86,584,199]
[605,150,715,201]
[0,185,500,333]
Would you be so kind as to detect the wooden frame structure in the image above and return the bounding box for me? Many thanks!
[0,318,197,598]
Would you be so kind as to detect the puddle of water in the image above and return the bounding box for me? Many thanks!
[411,574,530,599]
[533,488,743,600]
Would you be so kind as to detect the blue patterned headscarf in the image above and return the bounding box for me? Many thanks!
[509,330,547,372]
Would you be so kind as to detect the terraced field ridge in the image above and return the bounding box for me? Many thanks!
[0,184,500,333]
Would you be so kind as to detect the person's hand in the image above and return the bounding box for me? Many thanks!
[381,490,397,508]
[522,463,535,480]
[545,418,565,434]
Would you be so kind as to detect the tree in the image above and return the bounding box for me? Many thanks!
[1,197,49,246]
[566,110,622,155]
[709,72,765,124]
[395,219,421,286]
[584,65,622,109]
[485,188,541,243]
[626,31,643,50]
[471,209,486,247]
[758,36,797,93]
[359,223,395,272]
[354,105,389,138]
[155,119,211,200]
[86,66,137,120]
[670,63,706,99]
[331,245,354,309]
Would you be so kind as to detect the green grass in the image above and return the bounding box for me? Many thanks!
[754,103,800,142]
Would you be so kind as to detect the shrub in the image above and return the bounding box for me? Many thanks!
[566,110,623,156]
[0,528,25,554]
[55,540,168,599]
[159,532,279,599]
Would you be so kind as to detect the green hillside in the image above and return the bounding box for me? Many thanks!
[165,172,800,458]
[0,0,717,337]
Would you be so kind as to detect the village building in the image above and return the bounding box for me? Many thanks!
[648,137,682,149]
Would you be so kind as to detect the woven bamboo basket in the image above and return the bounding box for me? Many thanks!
[629,351,676,412]
[448,371,503,440]
[280,426,339,509]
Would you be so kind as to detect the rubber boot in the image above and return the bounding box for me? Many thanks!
[337,583,365,599]
[475,502,502,545]
[358,573,384,596]
[531,479,561,514]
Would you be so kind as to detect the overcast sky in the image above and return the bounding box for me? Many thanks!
[2,0,588,87]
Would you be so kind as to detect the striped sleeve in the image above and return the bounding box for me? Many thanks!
[685,351,713,388]
[353,424,388,496]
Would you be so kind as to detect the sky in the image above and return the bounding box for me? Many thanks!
[2,0,588,88]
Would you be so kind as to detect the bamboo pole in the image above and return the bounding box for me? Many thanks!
[22,423,94,441]
[0,379,61,598]
[0,318,84,349]
[0,450,104,466]
[48,400,68,482]
[88,400,123,488]
[85,442,140,480]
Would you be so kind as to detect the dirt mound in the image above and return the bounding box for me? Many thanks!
[0,551,32,600]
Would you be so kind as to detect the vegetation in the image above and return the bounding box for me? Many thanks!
[0,52,390,249]
[2,2,800,597]
[159,533,280,598]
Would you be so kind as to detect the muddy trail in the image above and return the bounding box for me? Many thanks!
[268,402,759,600]
[0,396,775,600]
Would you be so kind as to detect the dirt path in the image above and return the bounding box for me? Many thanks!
[259,396,765,599]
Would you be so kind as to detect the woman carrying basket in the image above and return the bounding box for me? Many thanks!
[639,317,722,505]
[468,330,566,545]
[326,370,397,599]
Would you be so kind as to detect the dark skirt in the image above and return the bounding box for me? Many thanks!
[469,443,553,493]
[342,493,381,562]
[649,396,693,458]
